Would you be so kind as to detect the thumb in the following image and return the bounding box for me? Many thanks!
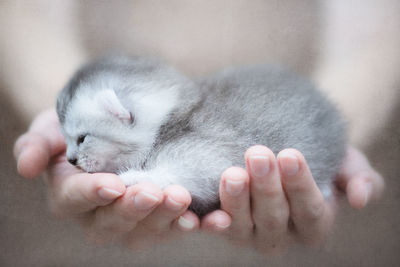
[14,109,66,179]
[335,147,384,209]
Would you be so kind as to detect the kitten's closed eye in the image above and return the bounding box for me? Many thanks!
[77,134,86,145]
[129,112,135,125]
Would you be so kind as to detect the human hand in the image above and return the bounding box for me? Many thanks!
[15,110,384,252]
[201,145,384,255]
[14,109,200,249]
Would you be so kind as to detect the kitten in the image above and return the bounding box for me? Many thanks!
[57,56,346,216]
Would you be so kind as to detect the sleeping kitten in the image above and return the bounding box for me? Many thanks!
[56,56,346,215]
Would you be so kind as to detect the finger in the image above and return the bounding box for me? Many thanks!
[174,210,200,232]
[278,149,332,244]
[346,171,381,209]
[201,210,232,233]
[219,167,253,238]
[139,185,191,233]
[14,109,65,158]
[337,147,385,208]
[245,146,289,240]
[14,109,65,178]
[89,183,163,237]
[15,133,52,179]
[48,171,126,218]
[123,208,199,251]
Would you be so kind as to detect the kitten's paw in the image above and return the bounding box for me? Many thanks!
[119,172,139,187]
[118,169,174,189]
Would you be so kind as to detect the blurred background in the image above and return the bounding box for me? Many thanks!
[1,1,399,266]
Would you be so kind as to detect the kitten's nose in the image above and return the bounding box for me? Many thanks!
[68,158,78,166]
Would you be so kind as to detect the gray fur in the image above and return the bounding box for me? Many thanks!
[57,56,346,216]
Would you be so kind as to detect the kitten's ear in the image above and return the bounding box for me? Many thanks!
[96,90,133,123]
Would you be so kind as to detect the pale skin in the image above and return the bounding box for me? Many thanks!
[14,109,384,254]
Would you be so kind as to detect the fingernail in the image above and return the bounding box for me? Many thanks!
[363,182,372,206]
[16,146,31,163]
[279,150,299,176]
[178,216,194,230]
[98,187,123,200]
[133,191,160,210]
[215,222,231,229]
[225,178,245,196]
[249,155,270,178]
[165,195,185,211]
[14,136,28,160]
[14,146,25,160]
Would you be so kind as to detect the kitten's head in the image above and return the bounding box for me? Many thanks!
[58,89,128,172]
[58,87,179,173]
[57,57,182,173]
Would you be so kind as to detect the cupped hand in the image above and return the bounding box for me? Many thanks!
[15,110,384,253]
[201,145,384,255]
[14,109,200,249]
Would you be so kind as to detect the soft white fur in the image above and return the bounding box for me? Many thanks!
[63,86,179,173]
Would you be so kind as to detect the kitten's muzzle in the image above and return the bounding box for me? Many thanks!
[68,157,78,166]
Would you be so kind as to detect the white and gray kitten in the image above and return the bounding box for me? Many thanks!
[56,56,346,215]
